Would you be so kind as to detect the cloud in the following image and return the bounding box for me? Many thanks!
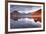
[10,5,41,13]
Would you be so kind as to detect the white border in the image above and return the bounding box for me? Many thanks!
[8,2,43,32]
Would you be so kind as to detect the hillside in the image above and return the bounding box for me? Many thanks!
[31,9,41,22]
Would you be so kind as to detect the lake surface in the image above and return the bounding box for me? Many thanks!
[10,18,41,29]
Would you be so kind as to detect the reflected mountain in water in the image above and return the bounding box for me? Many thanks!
[10,18,41,29]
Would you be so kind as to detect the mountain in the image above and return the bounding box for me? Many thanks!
[10,10,21,20]
[32,9,41,15]
[31,9,41,22]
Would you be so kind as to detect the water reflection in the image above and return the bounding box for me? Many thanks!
[10,17,41,29]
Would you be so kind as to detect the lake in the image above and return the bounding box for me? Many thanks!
[10,18,41,29]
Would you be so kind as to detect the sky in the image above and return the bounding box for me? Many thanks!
[10,5,41,13]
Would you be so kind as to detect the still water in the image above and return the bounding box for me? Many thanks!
[10,18,41,29]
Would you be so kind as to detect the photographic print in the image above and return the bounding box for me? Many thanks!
[8,2,45,32]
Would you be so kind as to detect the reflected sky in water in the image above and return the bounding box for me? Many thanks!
[10,18,41,29]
